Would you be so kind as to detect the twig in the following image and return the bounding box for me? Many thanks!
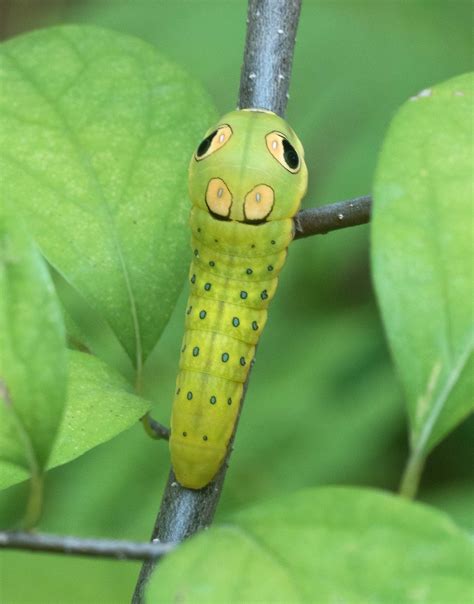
[141,414,170,440]
[0,531,174,561]
[131,1,302,601]
[294,195,372,239]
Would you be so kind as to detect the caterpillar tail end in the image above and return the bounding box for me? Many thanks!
[170,436,226,490]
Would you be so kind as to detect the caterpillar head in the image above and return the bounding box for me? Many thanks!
[189,109,308,223]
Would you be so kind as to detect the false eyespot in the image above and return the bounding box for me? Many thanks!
[205,178,233,219]
[244,184,275,223]
[195,125,233,161]
[265,131,300,173]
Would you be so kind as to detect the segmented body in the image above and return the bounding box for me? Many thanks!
[170,209,293,488]
[169,109,307,489]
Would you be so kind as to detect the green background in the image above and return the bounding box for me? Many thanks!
[0,1,472,602]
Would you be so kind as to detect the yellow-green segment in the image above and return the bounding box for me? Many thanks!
[170,109,308,489]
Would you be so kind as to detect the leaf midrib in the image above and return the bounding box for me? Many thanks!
[413,332,473,457]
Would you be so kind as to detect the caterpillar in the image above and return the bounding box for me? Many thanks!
[170,109,308,489]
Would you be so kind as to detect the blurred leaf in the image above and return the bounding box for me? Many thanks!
[0,25,216,370]
[224,307,403,505]
[148,487,473,603]
[52,268,134,379]
[0,350,151,491]
[372,73,473,461]
[424,482,474,536]
[0,206,67,524]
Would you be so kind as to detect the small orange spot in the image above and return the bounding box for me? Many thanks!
[244,184,274,221]
[206,178,232,218]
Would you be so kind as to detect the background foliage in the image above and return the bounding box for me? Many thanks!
[0,1,472,603]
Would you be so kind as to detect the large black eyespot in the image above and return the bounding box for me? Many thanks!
[282,138,299,170]
[196,130,217,158]
[265,131,301,173]
[194,125,233,161]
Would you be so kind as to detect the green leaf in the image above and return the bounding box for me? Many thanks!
[0,207,67,524]
[0,350,151,491]
[49,350,151,470]
[148,487,473,604]
[0,25,217,371]
[424,482,474,535]
[372,73,473,463]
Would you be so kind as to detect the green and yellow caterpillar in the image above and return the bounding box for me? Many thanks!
[170,109,308,489]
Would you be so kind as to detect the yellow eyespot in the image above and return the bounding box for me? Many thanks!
[244,184,274,223]
[205,178,233,218]
[195,125,233,161]
[265,131,300,173]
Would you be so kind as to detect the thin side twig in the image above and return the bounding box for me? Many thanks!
[141,414,170,440]
[294,195,372,238]
[0,531,175,561]
[132,1,303,601]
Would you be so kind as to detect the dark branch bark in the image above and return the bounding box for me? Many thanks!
[132,1,302,601]
[0,531,174,561]
[141,414,170,440]
[238,0,302,115]
[294,195,372,239]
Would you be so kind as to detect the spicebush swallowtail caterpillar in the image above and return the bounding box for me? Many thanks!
[170,109,308,489]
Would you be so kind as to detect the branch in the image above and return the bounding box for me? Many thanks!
[141,414,170,440]
[294,195,372,239]
[0,531,174,561]
[238,0,302,115]
[132,1,302,601]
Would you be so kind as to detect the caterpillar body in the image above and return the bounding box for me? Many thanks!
[170,109,308,489]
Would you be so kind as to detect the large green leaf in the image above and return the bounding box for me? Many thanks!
[147,487,473,603]
[0,25,216,370]
[0,350,151,492]
[372,73,473,460]
[0,208,67,523]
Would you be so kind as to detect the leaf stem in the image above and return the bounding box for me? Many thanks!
[398,452,426,500]
[22,469,44,529]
